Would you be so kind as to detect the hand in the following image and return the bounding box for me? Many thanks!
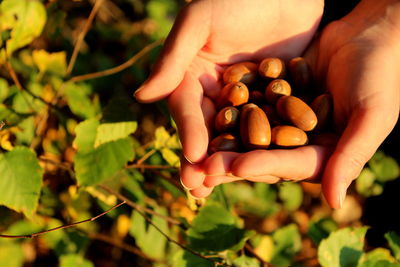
[204,0,400,208]
[134,0,324,195]
[306,0,400,208]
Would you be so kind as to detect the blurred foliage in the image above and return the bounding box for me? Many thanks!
[0,0,400,266]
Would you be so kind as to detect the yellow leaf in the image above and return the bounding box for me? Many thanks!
[115,214,130,238]
[0,130,14,151]
[254,235,274,262]
[32,50,67,76]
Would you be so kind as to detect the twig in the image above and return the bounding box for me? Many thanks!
[99,185,182,225]
[6,62,24,91]
[0,201,126,239]
[244,243,274,267]
[70,39,163,82]
[0,121,5,131]
[136,148,157,165]
[99,185,228,266]
[66,0,104,75]
[82,230,163,263]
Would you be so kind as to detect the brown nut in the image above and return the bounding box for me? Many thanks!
[271,125,308,147]
[240,104,271,150]
[249,90,266,105]
[265,79,291,104]
[217,82,249,109]
[310,93,333,131]
[223,62,258,84]
[276,95,318,131]
[258,57,286,79]
[208,133,240,154]
[288,57,312,90]
[261,105,282,126]
[214,106,240,133]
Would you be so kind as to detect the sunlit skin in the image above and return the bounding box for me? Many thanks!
[135,0,400,209]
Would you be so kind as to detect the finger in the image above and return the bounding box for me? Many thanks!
[134,3,210,102]
[201,96,217,141]
[180,157,205,190]
[168,73,214,163]
[322,108,398,209]
[231,145,334,182]
[190,185,214,198]
[203,152,243,187]
[204,175,242,187]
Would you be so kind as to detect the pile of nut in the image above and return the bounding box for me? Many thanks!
[208,57,332,154]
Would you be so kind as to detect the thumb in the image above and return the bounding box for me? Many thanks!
[322,107,398,209]
[134,3,210,103]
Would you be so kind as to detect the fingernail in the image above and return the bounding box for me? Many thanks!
[133,85,144,98]
[183,154,195,164]
[179,178,193,190]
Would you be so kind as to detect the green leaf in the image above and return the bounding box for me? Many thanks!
[73,119,135,186]
[60,254,94,267]
[385,232,400,261]
[318,227,368,267]
[356,168,383,197]
[188,202,250,253]
[0,241,24,267]
[0,146,43,217]
[369,151,400,182]
[172,250,215,267]
[308,218,338,245]
[278,182,303,211]
[32,49,67,76]
[74,119,99,153]
[63,82,98,119]
[215,182,279,217]
[271,224,301,266]
[359,248,398,266]
[74,138,134,186]
[233,255,260,267]
[94,121,137,147]
[14,116,35,145]
[129,206,168,260]
[0,0,47,55]
[359,260,400,267]
[146,0,177,39]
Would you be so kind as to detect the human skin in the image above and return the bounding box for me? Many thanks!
[135,0,324,193]
[135,0,399,209]
[202,0,400,209]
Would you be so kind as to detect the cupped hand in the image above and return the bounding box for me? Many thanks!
[204,0,400,208]
[134,0,324,194]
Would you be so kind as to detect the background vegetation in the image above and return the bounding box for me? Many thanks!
[1,0,400,266]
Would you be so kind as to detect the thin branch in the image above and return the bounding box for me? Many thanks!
[0,201,126,239]
[136,148,156,165]
[99,185,182,225]
[82,230,163,263]
[70,39,163,82]
[0,121,5,131]
[99,185,228,266]
[6,62,24,91]
[66,0,104,75]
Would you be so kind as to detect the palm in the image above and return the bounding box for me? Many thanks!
[135,0,323,192]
